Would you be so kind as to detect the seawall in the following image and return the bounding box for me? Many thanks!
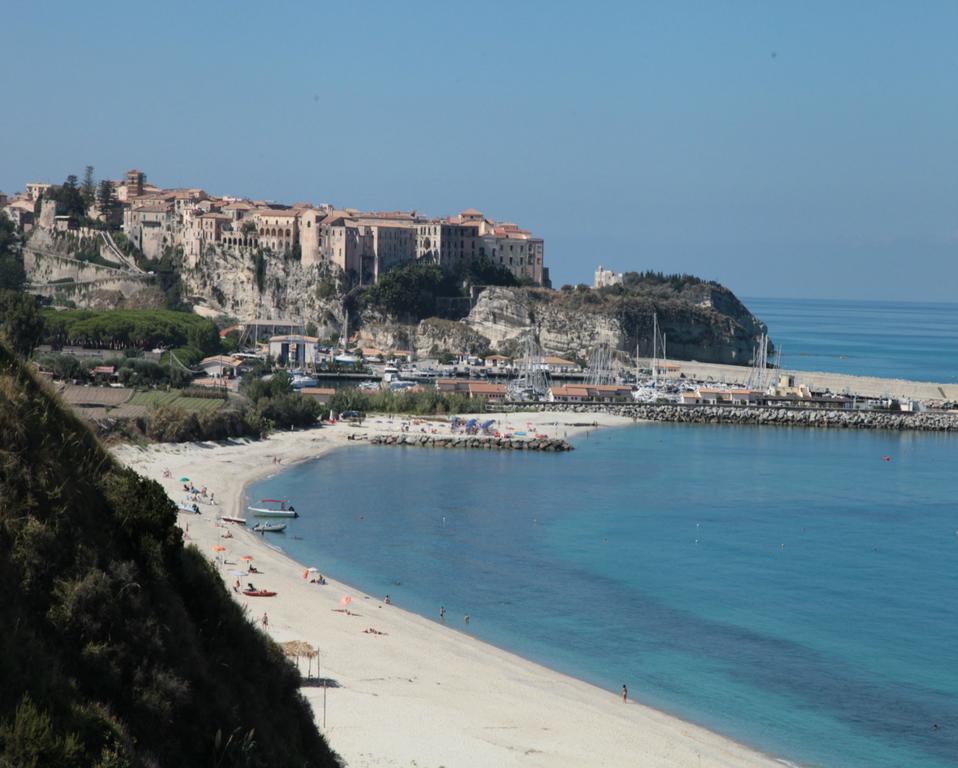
[349,433,574,451]
[532,403,958,432]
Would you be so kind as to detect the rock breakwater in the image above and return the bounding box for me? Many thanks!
[349,433,574,451]
[531,404,958,432]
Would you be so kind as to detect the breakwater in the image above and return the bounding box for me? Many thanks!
[348,433,574,451]
[530,404,958,432]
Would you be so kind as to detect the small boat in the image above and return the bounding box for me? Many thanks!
[242,589,277,597]
[220,515,247,525]
[247,498,299,518]
[177,502,200,514]
[252,522,287,533]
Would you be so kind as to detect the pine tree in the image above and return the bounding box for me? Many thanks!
[81,165,96,209]
[96,179,117,223]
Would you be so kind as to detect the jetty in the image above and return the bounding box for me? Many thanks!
[349,433,574,451]
[532,403,958,432]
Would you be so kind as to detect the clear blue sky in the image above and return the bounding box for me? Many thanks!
[3,1,956,300]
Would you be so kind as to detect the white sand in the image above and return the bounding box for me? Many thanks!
[115,413,788,768]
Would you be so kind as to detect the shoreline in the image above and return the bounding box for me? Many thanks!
[115,413,793,768]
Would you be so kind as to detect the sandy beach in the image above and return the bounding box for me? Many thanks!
[115,412,789,768]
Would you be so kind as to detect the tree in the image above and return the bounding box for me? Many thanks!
[0,215,24,291]
[97,179,118,222]
[305,321,318,337]
[45,175,86,219]
[0,290,45,357]
[81,165,96,209]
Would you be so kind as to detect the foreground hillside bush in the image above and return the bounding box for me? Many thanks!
[0,342,339,767]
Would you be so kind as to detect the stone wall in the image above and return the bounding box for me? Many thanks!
[350,433,573,451]
[531,403,958,432]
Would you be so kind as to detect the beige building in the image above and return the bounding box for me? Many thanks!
[419,209,546,285]
[25,182,52,201]
[2,198,36,233]
[594,265,623,288]
[254,208,299,254]
[124,199,174,260]
[298,208,323,266]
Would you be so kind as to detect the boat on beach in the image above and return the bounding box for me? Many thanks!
[247,498,299,518]
[252,522,287,533]
[242,589,277,597]
[219,515,247,525]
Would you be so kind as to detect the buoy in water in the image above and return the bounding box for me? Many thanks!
[882,456,892,462]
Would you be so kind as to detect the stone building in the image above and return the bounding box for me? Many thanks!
[416,215,480,268]
[254,208,299,254]
[2,198,35,233]
[298,208,323,266]
[25,183,52,201]
[594,265,623,288]
[124,199,174,260]
[125,169,145,198]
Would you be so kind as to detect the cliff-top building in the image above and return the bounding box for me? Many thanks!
[594,265,623,288]
[17,169,549,287]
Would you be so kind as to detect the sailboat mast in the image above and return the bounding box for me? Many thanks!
[652,312,658,390]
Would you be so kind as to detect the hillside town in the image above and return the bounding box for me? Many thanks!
[1,169,548,287]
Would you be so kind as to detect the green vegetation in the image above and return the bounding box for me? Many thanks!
[81,166,97,209]
[240,371,322,430]
[129,391,225,413]
[42,309,222,358]
[0,215,24,291]
[141,405,264,442]
[330,387,483,416]
[0,291,45,358]
[0,342,338,766]
[35,352,197,388]
[0,218,44,358]
[253,250,267,293]
[69,235,123,269]
[359,258,521,321]
[43,174,87,220]
[96,179,118,223]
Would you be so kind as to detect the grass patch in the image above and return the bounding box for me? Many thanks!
[129,391,224,413]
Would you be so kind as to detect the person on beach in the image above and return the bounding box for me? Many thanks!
[383,594,391,604]
[233,579,240,593]
[439,606,445,620]
[621,684,628,702]
[262,612,268,628]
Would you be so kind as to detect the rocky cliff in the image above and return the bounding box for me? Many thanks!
[24,215,767,364]
[178,244,345,333]
[455,281,768,364]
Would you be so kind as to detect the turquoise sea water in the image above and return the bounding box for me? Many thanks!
[249,424,958,768]
[745,297,958,384]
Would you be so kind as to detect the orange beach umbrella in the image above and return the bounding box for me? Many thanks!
[212,545,226,552]
[240,555,254,561]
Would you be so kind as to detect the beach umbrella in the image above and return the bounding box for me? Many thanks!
[340,595,352,607]
[279,640,318,678]
[180,476,190,482]
[241,555,254,561]
[303,567,320,579]
[212,545,226,552]
[230,570,247,577]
